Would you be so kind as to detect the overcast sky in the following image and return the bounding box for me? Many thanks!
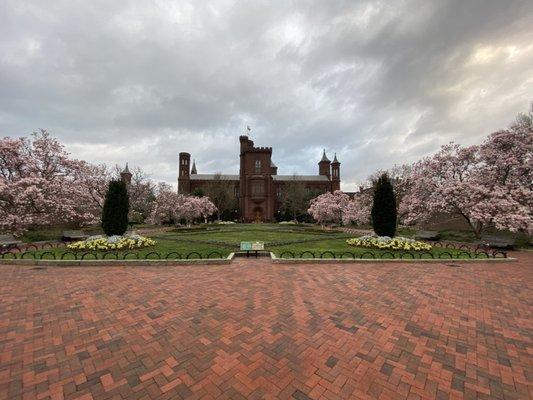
[1,0,532,190]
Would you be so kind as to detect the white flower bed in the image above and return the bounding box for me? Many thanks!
[346,235,432,251]
[67,234,156,251]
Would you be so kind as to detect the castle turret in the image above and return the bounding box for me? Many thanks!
[331,153,340,192]
[178,152,191,194]
[120,163,132,186]
[318,149,331,179]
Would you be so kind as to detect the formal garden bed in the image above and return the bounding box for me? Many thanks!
[1,224,510,262]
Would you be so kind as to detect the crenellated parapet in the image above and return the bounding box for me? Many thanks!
[240,135,272,153]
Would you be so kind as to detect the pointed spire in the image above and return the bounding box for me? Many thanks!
[121,162,131,174]
[191,160,197,174]
[320,149,330,163]
[332,153,340,164]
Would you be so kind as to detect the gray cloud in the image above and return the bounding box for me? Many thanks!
[1,0,532,189]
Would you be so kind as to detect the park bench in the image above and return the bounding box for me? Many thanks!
[415,230,440,241]
[480,235,515,249]
[128,221,140,229]
[240,241,265,258]
[0,234,22,250]
[62,230,89,242]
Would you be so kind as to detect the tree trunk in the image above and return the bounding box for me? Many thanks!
[459,212,483,238]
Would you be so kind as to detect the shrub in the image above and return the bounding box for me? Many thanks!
[371,174,397,237]
[101,180,129,236]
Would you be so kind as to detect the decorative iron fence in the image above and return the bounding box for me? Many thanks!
[276,250,507,259]
[0,248,228,260]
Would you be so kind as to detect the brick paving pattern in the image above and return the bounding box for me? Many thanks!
[0,254,532,399]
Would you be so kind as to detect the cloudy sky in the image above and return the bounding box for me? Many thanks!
[1,0,532,190]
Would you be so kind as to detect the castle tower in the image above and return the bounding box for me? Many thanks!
[239,135,274,222]
[178,152,191,194]
[318,149,331,179]
[331,153,340,192]
[120,163,132,186]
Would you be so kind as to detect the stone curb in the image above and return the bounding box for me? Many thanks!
[0,253,235,267]
[269,253,517,263]
[0,252,517,266]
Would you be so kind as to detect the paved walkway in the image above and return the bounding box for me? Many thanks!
[0,254,531,400]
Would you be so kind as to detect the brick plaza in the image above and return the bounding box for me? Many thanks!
[0,255,531,400]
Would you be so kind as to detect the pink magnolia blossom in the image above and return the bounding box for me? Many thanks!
[148,183,181,225]
[149,184,217,226]
[403,123,532,236]
[308,190,369,226]
[0,130,108,235]
[342,192,372,226]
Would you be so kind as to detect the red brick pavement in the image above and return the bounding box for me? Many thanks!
[0,253,531,400]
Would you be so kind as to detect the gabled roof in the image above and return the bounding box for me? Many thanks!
[272,175,329,182]
[190,174,239,181]
[189,173,328,182]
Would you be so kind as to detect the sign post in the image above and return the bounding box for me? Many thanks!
[240,241,264,258]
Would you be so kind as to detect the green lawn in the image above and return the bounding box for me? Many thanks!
[19,224,160,243]
[4,223,491,260]
[270,239,475,259]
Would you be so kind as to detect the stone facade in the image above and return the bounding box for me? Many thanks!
[178,135,340,222]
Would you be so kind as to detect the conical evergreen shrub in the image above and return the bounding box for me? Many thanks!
[101,180,129,236]
[371,173,397,237]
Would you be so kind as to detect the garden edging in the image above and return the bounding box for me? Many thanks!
[0,252,517,266]
[0,253,235,267]
[269,253,517,263]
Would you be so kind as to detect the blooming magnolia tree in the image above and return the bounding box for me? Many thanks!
[0,130,107,235]
[149,183,217,226]
[148,183,180,225]
[402,122,532,237]
[342,193,371,226]
[175,194,217,225]
[308,190,370,226]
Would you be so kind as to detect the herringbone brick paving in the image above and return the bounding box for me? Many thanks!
[0,254,531,400]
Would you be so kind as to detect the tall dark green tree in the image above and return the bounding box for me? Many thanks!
[101,180,129,236]
[371,173,397,237]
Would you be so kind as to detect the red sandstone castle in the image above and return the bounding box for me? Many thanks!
[178,135,340,222]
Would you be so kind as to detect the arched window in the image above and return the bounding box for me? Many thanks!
[255,159,261,173]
